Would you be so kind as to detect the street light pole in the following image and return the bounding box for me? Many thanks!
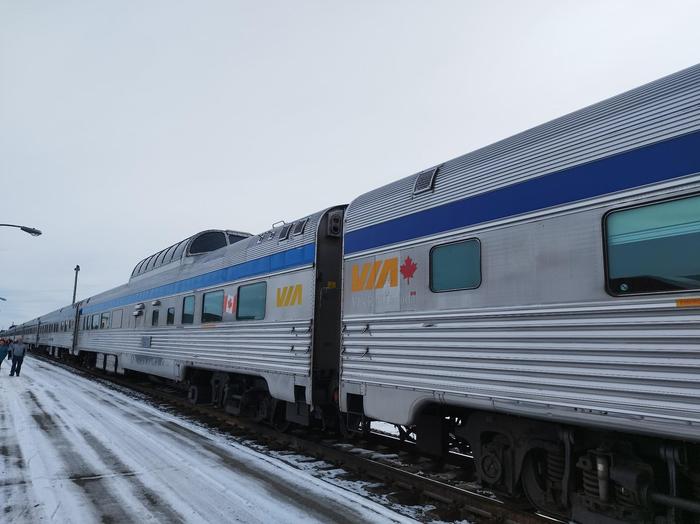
[0,223,42,236]
[72,265,80,305]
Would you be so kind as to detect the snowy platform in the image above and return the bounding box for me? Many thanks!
[0,356,418,523]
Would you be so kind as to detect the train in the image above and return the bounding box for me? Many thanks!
[5,64,700,523]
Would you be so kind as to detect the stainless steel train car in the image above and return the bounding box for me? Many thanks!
[35,304,77,356]
[73,215,342,426]
[6,64,700,523]
[340,64,700,522]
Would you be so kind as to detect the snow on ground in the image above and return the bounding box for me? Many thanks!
[0,356,426,523]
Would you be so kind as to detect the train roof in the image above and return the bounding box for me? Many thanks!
[344,63,700,255]
[130,229,252,280]
[80,208,339,315]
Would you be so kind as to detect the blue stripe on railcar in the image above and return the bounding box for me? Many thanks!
[344,130,700,255]
[81,243,315,314]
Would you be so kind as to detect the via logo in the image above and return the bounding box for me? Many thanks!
[276,284,303,307]
[351,258,398,292]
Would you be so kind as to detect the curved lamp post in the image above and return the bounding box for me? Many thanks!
[0,223,42,236]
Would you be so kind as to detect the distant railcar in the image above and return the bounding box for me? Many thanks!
[9,64,700,523]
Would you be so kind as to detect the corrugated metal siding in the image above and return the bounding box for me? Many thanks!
[78,319,312,376]
[346,64,700,232]
[40,333,74,349]
[342,300,700,439]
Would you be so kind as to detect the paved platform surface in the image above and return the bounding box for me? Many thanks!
[0,356,416,523]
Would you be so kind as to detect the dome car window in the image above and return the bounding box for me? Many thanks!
[171,240,189,262]
[189,232,227,255]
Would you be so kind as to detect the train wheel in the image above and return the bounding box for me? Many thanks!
[273,402,290,433]
[188,384,212,405]
[521,450,570,520]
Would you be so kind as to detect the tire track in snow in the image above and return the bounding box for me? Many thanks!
[1,383,32,519]
[78,430,185,524]
[23,389,138,523]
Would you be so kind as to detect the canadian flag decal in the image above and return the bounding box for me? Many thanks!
[224,293,237,314]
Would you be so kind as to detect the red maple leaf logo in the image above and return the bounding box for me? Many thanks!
[400,256,417,284]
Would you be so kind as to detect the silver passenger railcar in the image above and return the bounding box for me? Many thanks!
[72,210,344,426]
[340,64,700,521]
[35,305,78,357]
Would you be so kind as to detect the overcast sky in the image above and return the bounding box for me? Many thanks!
[1,0,699,329]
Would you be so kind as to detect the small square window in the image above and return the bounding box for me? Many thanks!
[430,239,481,292]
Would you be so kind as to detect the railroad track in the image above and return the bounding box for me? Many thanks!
[31,352,561,524]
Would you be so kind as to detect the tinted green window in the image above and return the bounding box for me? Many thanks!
[202,290,224,323]
[237,282,267,320]
[182,295,195,324]
[606,195,700,294]
[166,307,175,325]
[430,239,481,292]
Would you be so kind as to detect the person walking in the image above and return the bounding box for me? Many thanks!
[9,337,27,377]
[0,338,9,371]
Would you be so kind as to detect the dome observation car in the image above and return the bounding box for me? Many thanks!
[130,229,252,279]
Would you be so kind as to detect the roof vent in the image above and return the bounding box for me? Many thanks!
[413,166,439,195]
[292,219,308,236]
[279,224,293,241]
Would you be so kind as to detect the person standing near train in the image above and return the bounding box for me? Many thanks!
[9,337,27,377]
[0,338,10,371]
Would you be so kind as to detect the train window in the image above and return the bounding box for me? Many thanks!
[430,239,481,292]
[236,282,267,320]
[163,243,178,264]
[151,309,159,326]
[92,314,100,330]
[605,194,700,295]
[166,307,175,325]
[189,232,227,255]
[228,233,247,245]
[146,252,161,271]
[100,313,109,329]
[202,290,224,323]
[155,249,169,268]
[182,295,195,324]
[171,240,188,262]
[133,258,146,277]
[112,309,123,329]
